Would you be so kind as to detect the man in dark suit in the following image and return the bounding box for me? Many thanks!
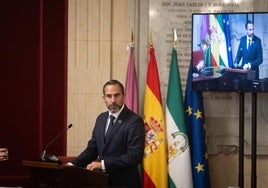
[234,20,263,79]
[70,80,145,188]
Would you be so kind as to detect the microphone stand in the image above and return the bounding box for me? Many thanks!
[40,124,73,163]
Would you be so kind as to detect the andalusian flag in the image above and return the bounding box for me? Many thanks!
[185,65,210,188]
[166,48,193,188]
[200,14,232,68]
[142,45,168,188]
[125,45,139,114]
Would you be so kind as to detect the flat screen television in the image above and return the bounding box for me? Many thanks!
[191,12,268,92]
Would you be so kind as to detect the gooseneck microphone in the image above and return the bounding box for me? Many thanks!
[40,124,73,163]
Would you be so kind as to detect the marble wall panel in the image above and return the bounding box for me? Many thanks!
[67,0,112,155]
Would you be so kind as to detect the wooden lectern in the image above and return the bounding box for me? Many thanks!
[22,160,109,188]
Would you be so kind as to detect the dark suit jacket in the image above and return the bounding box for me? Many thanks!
[72,105,145,188]
[234,35,263,79]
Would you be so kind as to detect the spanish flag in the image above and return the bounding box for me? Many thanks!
[142,45,168,188]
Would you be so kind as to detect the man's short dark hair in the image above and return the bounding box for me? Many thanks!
[103,80,125,95]
[245,20,254,29]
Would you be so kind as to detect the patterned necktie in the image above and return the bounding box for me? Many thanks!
[106,115,115,137]
[248,39,251,50]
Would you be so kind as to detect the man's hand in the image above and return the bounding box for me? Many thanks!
[243,63,251,70]
[234,62,242,68]
[86,161,102,171]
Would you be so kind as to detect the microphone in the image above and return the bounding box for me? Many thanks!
[40,124,73,164]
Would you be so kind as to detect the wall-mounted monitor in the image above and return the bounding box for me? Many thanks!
[191,12,268,92]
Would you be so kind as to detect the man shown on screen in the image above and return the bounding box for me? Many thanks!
[233,20,263,79]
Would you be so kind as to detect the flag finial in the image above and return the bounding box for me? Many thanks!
[149,30,153,47]
[173,28,177,48]
[130,30,134,47]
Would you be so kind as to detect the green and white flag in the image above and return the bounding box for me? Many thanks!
[166,48,193,188]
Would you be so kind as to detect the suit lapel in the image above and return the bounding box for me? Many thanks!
[98,112,109,147]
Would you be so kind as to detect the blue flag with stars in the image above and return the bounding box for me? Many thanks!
[184,65,211,188]
[223,13,233,67]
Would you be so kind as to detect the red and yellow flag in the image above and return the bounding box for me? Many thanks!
[142,45,168,188]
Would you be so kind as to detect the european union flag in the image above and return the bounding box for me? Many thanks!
[184,65,211,188]
[223,14,233,67]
